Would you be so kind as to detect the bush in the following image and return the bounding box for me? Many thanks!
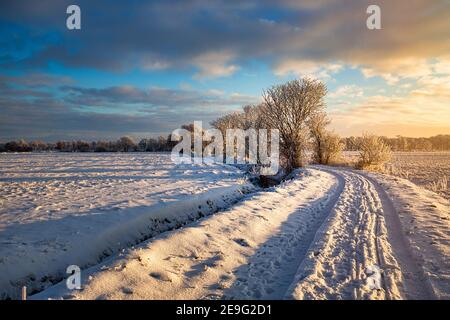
[318,132,344,165]
[356,134,392,169]
[309,113,343,165]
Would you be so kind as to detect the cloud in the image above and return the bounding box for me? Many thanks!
[192,51,239,79]
[0,75,259,141]
[412,74,450,98]
[0,73,73,87]
[2,0,449,80]
[60,84,257,108]
[328,56,450,137]
[275,0,338,10]
[274,59,343,79]
[361,58,434,84]
[329,93,450,137]
[1,0,449,139]
[328,85,364,99]
[141,58,171,71]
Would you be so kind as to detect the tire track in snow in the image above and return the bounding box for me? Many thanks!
[221,170,345,299]
[32,169,341,300]
[32,167,437,300]
[286,167,403,300]
[363,174,437,299]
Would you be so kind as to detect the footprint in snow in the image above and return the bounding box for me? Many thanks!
[149,271,172,282]
[122,287,133,295]
[234,238,251,247]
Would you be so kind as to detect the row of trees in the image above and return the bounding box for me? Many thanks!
[211,78,343,172]
[3,133,448,154]
[343,135,450,152]
[0,78,344,174]
[0,136,175,153]
[208,78,443,172]
[2,77,449,175]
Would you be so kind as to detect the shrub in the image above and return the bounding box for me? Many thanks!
[309,113,344,165]
[319,132,344,165]
[356,134,392,169]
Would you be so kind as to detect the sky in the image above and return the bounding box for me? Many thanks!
[0,0,449,141]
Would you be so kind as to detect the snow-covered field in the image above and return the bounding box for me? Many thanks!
[31,166,449,300]
[1,153,449,300]
[384,152,450,200]
[0,153,254,299]
[343,152,450,200]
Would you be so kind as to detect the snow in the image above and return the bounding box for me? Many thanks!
[342,151,450,200]
[288,167,448,300]
[0,153,254,299]
[286,167,402,300]
[365,172,450,299]
[33,168,339,300]
[1,152,448,300]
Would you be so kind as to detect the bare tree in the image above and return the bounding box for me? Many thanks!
[94,141,110,152]
[211,112,242,159]
[29,140,45,151]
[211,105,264,133]
[261,78,327,172]
[241,104,264,130]
[211,112,241,136]
[116,136,136,152]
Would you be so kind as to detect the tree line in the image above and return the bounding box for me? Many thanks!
[0,136,176,153]
[343,135,450,152]
[2,134,448,154]
[1,78,449,174]
[210,78,341,172]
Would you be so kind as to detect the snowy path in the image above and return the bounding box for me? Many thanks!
[288,167,447,300]
[286,167,396,299]
[365,172,449,299]
[32,167,449,300]
[287,167,404,299]
[33,169,340,299]
[362,174,436,299]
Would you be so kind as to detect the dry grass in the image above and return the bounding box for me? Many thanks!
[343,151,450,200]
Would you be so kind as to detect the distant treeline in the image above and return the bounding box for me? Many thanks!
[0,136,176,153]
[343,135,450,152]
[2,134,450,153]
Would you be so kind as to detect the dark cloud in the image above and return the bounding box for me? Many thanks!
[0,75,258,141]
[1,0,449,139]
[1,0,449,76]
[0,73,73,87]
[0,92,223,141]
[60,85,257,108]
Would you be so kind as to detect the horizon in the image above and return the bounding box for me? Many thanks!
[1,131,450,145]
[1,1,450,141]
